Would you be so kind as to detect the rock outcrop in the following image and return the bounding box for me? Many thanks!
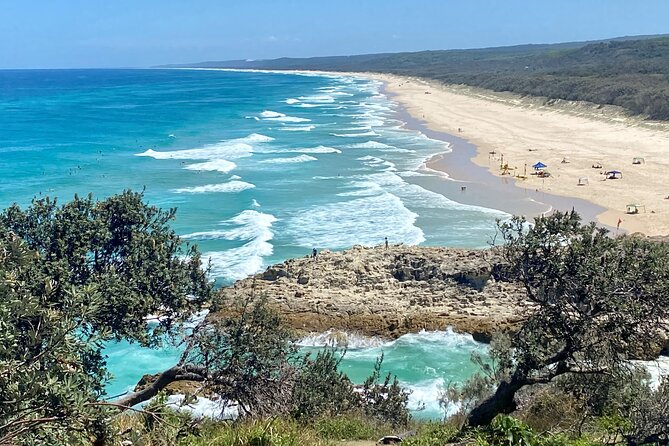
[217,245,532,340]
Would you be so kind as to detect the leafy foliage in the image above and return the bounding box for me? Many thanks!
[180,297,298,418]
[290,349,357,420]
[401,422,458,446]
[191,36,669,120]
[614,376,669,445]
[313,413,387,440]
[0,191,211,345]
[359,355,411,427]
[290,349,411,427]
[0,233,109,445]
[466,211,669,428]
[0,191,212,445]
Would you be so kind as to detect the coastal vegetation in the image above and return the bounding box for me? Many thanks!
[175,36,669,120]
[2,192,669,445]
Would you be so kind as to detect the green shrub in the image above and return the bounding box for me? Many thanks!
[402,422,458,446]
[314,413,384,440]
[469,416,598,446]
[290,348,357,421]
[359,354,411,427]
[120,416,328,446]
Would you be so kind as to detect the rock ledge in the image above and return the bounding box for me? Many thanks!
[217,245,531,340]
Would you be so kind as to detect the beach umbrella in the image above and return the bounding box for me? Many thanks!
[532,162,547,170]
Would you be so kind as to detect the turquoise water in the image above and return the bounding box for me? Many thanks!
[0,68,500,418]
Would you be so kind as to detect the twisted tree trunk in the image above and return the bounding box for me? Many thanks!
[114,364,207,408]
[466,376,526,427]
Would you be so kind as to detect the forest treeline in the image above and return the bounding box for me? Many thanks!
[170,35,669,120]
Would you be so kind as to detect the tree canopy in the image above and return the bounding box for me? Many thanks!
[462,211,669,434]
[0,191,212,445]
[0,191,410,445]
[175,36,669,120]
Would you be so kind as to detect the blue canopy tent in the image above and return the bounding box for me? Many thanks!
[606,170,623,179]
[532,162,547,170]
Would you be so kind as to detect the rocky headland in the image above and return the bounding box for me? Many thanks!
[217,245,532,342]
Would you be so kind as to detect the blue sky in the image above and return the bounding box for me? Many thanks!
[1,0,668,68]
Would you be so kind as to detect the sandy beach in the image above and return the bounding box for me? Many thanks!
[367,73,669,236]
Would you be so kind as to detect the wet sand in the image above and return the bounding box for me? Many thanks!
[367,72,669,236]
[387,89,615,232]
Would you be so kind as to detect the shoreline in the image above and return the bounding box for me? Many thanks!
[172,67,669,235]
[367,72,669,236]
[386,88,613,229]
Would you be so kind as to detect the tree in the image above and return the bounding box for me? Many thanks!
[0,191,212,445]
[117,296,299,418]
[465,211,669,427]
[0,191,410,444]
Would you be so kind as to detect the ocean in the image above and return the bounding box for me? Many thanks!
[0,68,507,418]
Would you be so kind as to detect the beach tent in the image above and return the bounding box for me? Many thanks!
[578,177,589,186]
[632,157,645,165]
[626,203,645,214]
[532,162,547,170]
[605,170,622,179]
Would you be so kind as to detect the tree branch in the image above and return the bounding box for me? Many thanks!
[114,364,207,408]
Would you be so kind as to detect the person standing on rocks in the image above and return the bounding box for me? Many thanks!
[312,248,318,259]
[384,237,389,249]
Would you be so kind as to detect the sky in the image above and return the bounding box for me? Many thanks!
[1,0,668,69]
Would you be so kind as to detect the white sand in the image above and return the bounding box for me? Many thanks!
[368,73,669,236]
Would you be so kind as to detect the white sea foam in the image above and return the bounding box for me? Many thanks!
[337,125,372,131]
[331,130,379,138]
[631,356,669,389]
[398,171,431,177]
[405,378,446,415]
[338,170,507,228]
[272,116,312,123]
[289,146,341,154]
[251,199,261,207]
[285,98,300,104]
[298,94,335,103]
[260,154,318,164]
[238,133,275,143]
[296,329,386,349]
[354,155,396,172]
[197,210,277,282]
[419,163,452,179]
[135,133,273,161]
[347,141,395,150]
[278,125,316,131]
[185,159,236,173]
[380,147,414,153]
[260,110,283,118]
[286,192,425,248]
[230,174,242,180]
[260,110,311,122]
[296,328,483,419]
[264,146,340,154]
[166,395,238,420]
[387,328,481,348]
[172,180,255,194]
[357,155,384,163]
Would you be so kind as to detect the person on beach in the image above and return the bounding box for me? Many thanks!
[312,248,318,259]
[384,237,389,249]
